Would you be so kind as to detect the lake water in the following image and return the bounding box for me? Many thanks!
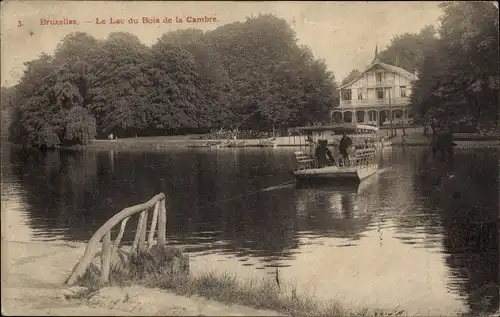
[1,144,498,316]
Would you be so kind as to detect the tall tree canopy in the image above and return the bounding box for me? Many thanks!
[6,14,339,149]
[410,1,499,129]
[377,25,438,72]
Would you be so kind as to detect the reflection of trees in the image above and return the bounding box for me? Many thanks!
[412,147,499,315]
[8,145,371,261]
[8,147,100,240]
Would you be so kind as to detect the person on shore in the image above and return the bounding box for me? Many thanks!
[430,123,440,158]
[431,122,455,162]
[338,132,353,166]
[430,118,438,136]
[438,123,455,162]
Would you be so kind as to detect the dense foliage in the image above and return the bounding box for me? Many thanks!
[1,86,15,140]
[5,15,339,149]
[411,2,499,129]
[377,25,438,73]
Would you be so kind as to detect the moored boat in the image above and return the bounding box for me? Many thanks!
[292,124,380,183]
[259,138,277,147]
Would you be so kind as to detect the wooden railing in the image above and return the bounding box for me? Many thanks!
[351,148,378,166]
[66,193,167,285]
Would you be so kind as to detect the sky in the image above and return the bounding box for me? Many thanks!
[0,1,443,87]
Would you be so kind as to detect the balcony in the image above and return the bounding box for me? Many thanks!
[350,80,394,88]
[339,97,410,107]
[376,80,393,86]
[342,79,396,89]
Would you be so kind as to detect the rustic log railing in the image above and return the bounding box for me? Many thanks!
[66,193,167,285]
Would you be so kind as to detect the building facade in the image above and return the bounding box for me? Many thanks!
[332,58,418,126]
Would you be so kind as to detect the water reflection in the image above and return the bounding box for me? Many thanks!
[1,145,498,315]
[293,185,373,242]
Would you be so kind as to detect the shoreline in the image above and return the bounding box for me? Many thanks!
[3,132,498,152]
[1,240,286,316]
[5,239,496,316]
[1,239,408,317]
[67,133,499,151]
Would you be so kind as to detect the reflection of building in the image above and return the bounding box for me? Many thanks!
[332,50,418,126]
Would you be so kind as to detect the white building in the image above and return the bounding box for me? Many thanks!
[332,56,418,126]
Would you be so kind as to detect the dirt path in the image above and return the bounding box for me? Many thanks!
[1,240,284,316]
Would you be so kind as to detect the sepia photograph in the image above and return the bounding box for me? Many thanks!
[1,1,499,316]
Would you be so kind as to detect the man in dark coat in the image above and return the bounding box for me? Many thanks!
[338,132,353,164]
[315,139,334,168]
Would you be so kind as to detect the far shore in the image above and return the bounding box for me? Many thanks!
[62,131,499,151]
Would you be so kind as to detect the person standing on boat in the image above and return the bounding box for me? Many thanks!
[338,132,352,166]
[315,139,334,168]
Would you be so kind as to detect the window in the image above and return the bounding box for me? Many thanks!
[341,89,352,100]
[358,90,363,100]
[376,72,384,82]
[400,86,407,98]
[376,88,384,99]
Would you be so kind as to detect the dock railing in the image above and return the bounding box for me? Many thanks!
[351,147,378,167]
[66,193,167,285]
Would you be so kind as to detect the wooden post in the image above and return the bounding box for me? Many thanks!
[388,90,395,137]
[158,199,167,248]
[66,193,166,285]
[100,231,112,285]
[147,202,160,250]
[111,217,130,260]
[139,210,148,252]
[131,210,147,253]
[402,107,406,136]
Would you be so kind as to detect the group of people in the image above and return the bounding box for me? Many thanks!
[314,132,354,167]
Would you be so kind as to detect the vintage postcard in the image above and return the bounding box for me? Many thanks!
[1,1,499,316]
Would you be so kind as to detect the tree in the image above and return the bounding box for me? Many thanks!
[410,1,499,130]
[89,32,153,136]
[64,106,96,145]
[341,69,361,86]
[378,25,437,72]
[1,86,16,140]
[7,15,341,148]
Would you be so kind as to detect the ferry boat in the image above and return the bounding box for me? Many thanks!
[292,124,380,183]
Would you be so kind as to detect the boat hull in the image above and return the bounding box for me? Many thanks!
[293,164,378,183]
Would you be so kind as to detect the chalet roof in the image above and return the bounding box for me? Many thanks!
[378,62,416,80]
[340,60,417,89]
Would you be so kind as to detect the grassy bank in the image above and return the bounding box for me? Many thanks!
[73,251,407,317]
